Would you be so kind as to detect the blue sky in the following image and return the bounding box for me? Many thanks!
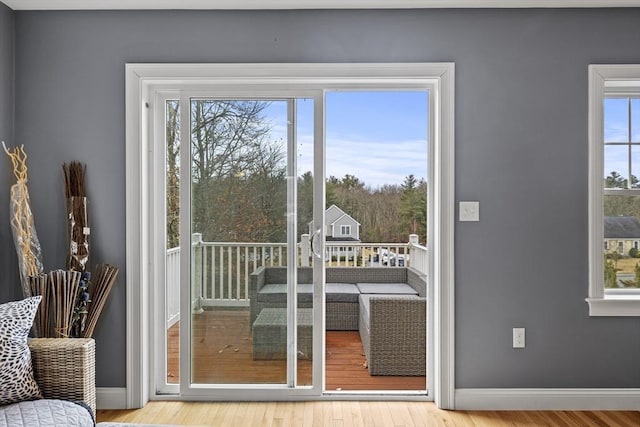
[604,98,640,180]
[265,91,429,188]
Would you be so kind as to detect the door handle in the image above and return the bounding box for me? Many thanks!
[310,228,322,259]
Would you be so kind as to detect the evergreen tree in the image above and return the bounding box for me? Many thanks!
[297,171,314,239]
[400,175,427,241]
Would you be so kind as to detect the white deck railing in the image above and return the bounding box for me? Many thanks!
[167,234,428,318]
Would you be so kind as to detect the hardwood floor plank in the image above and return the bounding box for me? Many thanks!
[582,410,618,427]
[595,410,637,427]
[618,411,640,425]
[358,401,376,427]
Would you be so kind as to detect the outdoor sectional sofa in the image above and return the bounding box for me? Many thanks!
[249,266,426,376]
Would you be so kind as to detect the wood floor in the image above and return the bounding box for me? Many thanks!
[167,309,425,391]
[101,310,639,426]
[97,401,640,426]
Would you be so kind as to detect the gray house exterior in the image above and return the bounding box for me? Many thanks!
[604,216,640,255]
[309,205,361,259]
[325,204,360,242]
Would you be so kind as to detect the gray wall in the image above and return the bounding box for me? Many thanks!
[0,3,18,305]
[0,3,12,144]
[9,8,640,389]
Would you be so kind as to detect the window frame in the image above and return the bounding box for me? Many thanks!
[588,64,640,316]
[340,224,351,236]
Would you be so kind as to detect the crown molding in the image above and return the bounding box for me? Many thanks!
[4,0,640,11]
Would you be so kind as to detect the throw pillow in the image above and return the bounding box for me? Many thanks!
[0,296,43,405]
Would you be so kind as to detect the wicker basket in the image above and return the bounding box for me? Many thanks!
[28,338,96,416]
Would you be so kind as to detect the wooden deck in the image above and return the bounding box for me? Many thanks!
[167,309,425,391]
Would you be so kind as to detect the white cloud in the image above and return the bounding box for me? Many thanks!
[297,133,427,188]
[267,123,428,188]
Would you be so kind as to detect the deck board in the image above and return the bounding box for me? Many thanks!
[166,309,425,391]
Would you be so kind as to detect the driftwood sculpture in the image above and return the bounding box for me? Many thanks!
[2,141,44,298]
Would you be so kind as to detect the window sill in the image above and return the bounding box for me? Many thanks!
[586,294,640,316]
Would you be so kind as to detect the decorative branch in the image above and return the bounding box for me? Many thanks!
[82,264,119,338]
[3,141,44,297]
[63,162,90,272]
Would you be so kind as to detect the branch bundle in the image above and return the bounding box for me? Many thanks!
[53,270,81,338]
[63,162,90,271]
[63,161,87,198]
[27,270,81,338]
[83,264,119,338]
[27,274,50,338]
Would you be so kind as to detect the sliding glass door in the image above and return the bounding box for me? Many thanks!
[151,75,437,400]
[169,94,323,397]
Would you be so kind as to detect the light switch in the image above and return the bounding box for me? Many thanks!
[459,201,479,222]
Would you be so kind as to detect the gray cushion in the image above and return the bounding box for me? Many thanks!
[257,284,313,303]
[356,282,418,295]
[0,399,93,427]
[325,283,360,302]
[359,294,374,323]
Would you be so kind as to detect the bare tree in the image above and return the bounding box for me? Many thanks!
[189,100,287,243]
[166,100,180,249]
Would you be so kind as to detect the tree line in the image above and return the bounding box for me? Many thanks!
[166,100,426,248]
[604,171,640,219]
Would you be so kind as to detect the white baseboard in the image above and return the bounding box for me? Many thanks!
[97,386,640,410]
[455,388,640,410]
[97,387,128,409]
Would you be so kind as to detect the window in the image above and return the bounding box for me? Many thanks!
[588,64,640,316]
[340,225,351,236]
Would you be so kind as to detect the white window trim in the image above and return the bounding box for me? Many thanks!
[340,225,351,236]
[587,64,640,316]
[125,62,455,408]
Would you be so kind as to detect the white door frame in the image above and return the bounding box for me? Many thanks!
[125,62,455,408]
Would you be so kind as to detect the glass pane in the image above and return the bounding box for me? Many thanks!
[604,145,629,188]
[603,195,640,288]
[632,99,640,142]
[296,98,314,387]
[190,99,288,385]
[604,98,629,143]
[324,91,428,392]
[633,146,640,188]
[166,100,180,385]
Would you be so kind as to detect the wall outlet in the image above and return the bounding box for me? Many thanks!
[513,327,525,348]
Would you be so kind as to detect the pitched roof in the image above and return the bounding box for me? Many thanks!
[325,204,347,224]
[330,213,361,227]
[604,216,640,239]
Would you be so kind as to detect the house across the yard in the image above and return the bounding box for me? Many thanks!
[604,215,640,255]
[309,205,361,259]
